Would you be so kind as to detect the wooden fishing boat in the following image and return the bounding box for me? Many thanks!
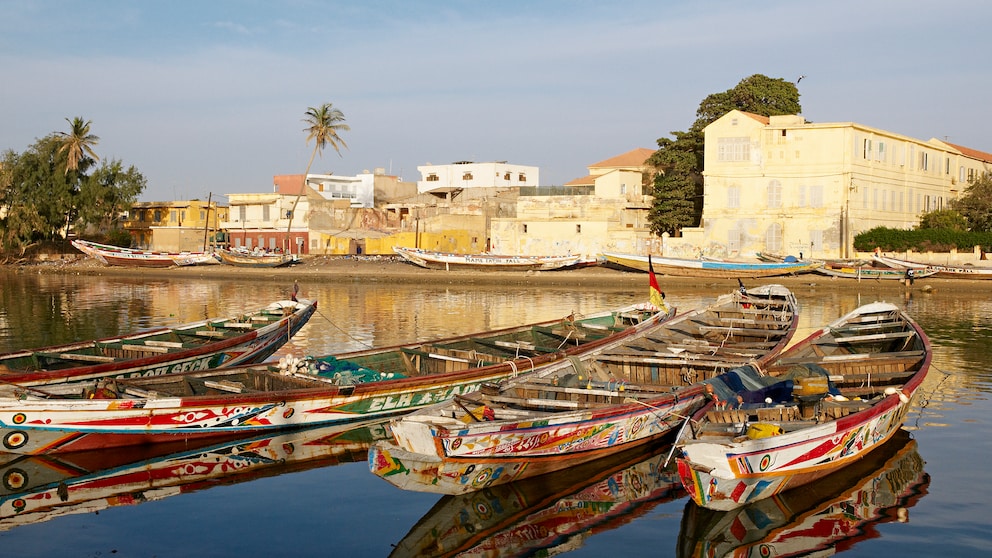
[215,248,297,268]
[813,260,937,280]
[0,420,392,531]
[393,246,582,271]
[677,429,928,558]
[71,239,218,268]
[391,438,682,557]
[367,284,800,495]
[0,304,666,454]
[601,252,821,278]
[0,298,317,388]
[675,301,931,511]
[873,253,992,280]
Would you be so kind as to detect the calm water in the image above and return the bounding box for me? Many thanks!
[0,270,988,557]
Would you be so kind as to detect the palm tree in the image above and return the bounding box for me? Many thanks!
[287,103,350,246]
[57,116,100,175]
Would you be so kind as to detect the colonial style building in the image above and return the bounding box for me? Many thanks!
[673,110,992,260]
[219,176,310,254]
[124,200,228,252]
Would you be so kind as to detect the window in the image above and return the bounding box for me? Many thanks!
[522,224,528,234]
[620,184,627,195]
[427,173,439,182]
[765,223,783,253]
[727,185,740,208]
[238,206,246,222]
[262,205,270,221]
[718,137,750,162]
[919,151,929,171]
[503,172,510,180]
[877,142,886,162]
[863,139,872,159]
[518,173,526,182]
[810,185,823,208]
[462,172,473,180]
[576,224,582,233]
[200,210,206,220]
[798,185,807,207]
[728,229,742,253]
[767,180,782,208]
[170,210,177,222]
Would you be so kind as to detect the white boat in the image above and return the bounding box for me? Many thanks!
[394,247,582,271]
[601,252,821,278]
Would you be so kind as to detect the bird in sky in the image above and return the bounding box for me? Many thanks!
[797,75,806,83]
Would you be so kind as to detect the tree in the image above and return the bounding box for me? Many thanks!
[951,174,992,232]
[918,209,968,231]
[56,116,100,175]
[287,103,350,244]
[647,74,802,235]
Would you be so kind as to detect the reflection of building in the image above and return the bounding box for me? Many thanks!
[124,200,228,251]
[676,110,992,260]
[488,148,658,258]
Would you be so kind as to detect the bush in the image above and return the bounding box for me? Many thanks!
[854,226,992,253]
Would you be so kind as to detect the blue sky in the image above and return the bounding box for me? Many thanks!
[2,0,989,201]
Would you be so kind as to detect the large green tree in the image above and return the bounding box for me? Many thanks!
[287,103,350,242]
[647,74,802,236]
[951,174,992,232]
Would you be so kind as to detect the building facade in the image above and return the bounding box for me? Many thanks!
[124,200,228,252]
[673,111,992,260]
[416,161,539,193]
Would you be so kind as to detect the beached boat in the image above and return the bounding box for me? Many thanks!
[0,304,665,454]
[71,239,218,268]
[677,429,928,558]
[215,248,297,268]
[873,253,992,280]
[0,298,317,388]
[368,284,800,495]
[602,252,821,278]
[0,420,391,531]
[675,301,931,511]
[391,438,683,557]
[393,246,582,271]
[813,260,936,281]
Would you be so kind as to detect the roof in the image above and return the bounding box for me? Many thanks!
[588,147,656,169]
[738,111,770,125]
[943,141,992,164]
[564,174,596,187]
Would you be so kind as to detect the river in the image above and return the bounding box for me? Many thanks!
[0,270,987,556]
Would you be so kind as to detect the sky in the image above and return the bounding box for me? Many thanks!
[2,0,990,202]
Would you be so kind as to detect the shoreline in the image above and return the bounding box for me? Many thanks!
[6,255,985,294]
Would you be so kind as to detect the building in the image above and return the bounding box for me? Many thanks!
[219,177,310,253]
[124,200,228,252]
[489,148,659,258]
[673,110,992,260]
[416,161,539,194]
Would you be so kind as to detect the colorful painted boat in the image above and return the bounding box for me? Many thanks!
[71,239,218,268]
[677,429,929,557]
[391,438,683,557]
[601,252,821,278]
[215,248,297,268]
[873,253,992,280]
[0,304,665,454]
[368,284,800,495]
[813,260,937,280]
[0,420,392,532]
[0,298,317,388]
[676,301,931,511]
[394,246,582,271]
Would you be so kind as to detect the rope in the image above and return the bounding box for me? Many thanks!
[314,308,374,349]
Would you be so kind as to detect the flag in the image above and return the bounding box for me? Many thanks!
[648,255,668,312]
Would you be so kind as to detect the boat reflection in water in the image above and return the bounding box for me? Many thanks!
[677,429,929,558]
[390,440,684,557]
[0,419,392,532]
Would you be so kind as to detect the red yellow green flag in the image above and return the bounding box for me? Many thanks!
[648,255,668,312]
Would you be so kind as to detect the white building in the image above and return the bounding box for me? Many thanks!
[416,161,539,193]
[306,172,375,208]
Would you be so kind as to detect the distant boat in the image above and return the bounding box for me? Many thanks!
[813,260,937,280]
[676,301,931,511]
[873,253,992,280]
[602,252,820,278]
[215,248,297,268]
[71,239,217,268]
[394,247,582,271]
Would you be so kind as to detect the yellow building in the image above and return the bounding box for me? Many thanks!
[674,111,992,260]
[125,200,228,252]
[489,148,660,258]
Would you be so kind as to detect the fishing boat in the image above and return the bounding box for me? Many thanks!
[393,246,583,271]
[813,260,936,280]
[71,239,218,268]
[0,304,666,454]
[0,298,317,388]
[215,248,298,268]
[601,252,820,278]
[675,301,931,511]
[677,429,928,558]
[0,420,392,531]
[367,284,800,495]
[873,253,992,280]
[391,439,683,557]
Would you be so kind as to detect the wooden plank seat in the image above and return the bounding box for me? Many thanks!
[832,330,915,344]
[697,325,790,337]
[483,394,620,411]
[188,330,228,338]
[771,349,924,366]
[35,351,117,363]
[119,344,172,354]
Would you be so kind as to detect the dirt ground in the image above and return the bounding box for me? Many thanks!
[7,254,985,295]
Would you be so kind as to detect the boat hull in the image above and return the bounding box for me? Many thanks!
[71,239,216,268]
[602,252,819,278]
[215,249,296,267]
[394,247,581,271]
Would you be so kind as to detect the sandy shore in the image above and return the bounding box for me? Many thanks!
[8,254,985,295]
